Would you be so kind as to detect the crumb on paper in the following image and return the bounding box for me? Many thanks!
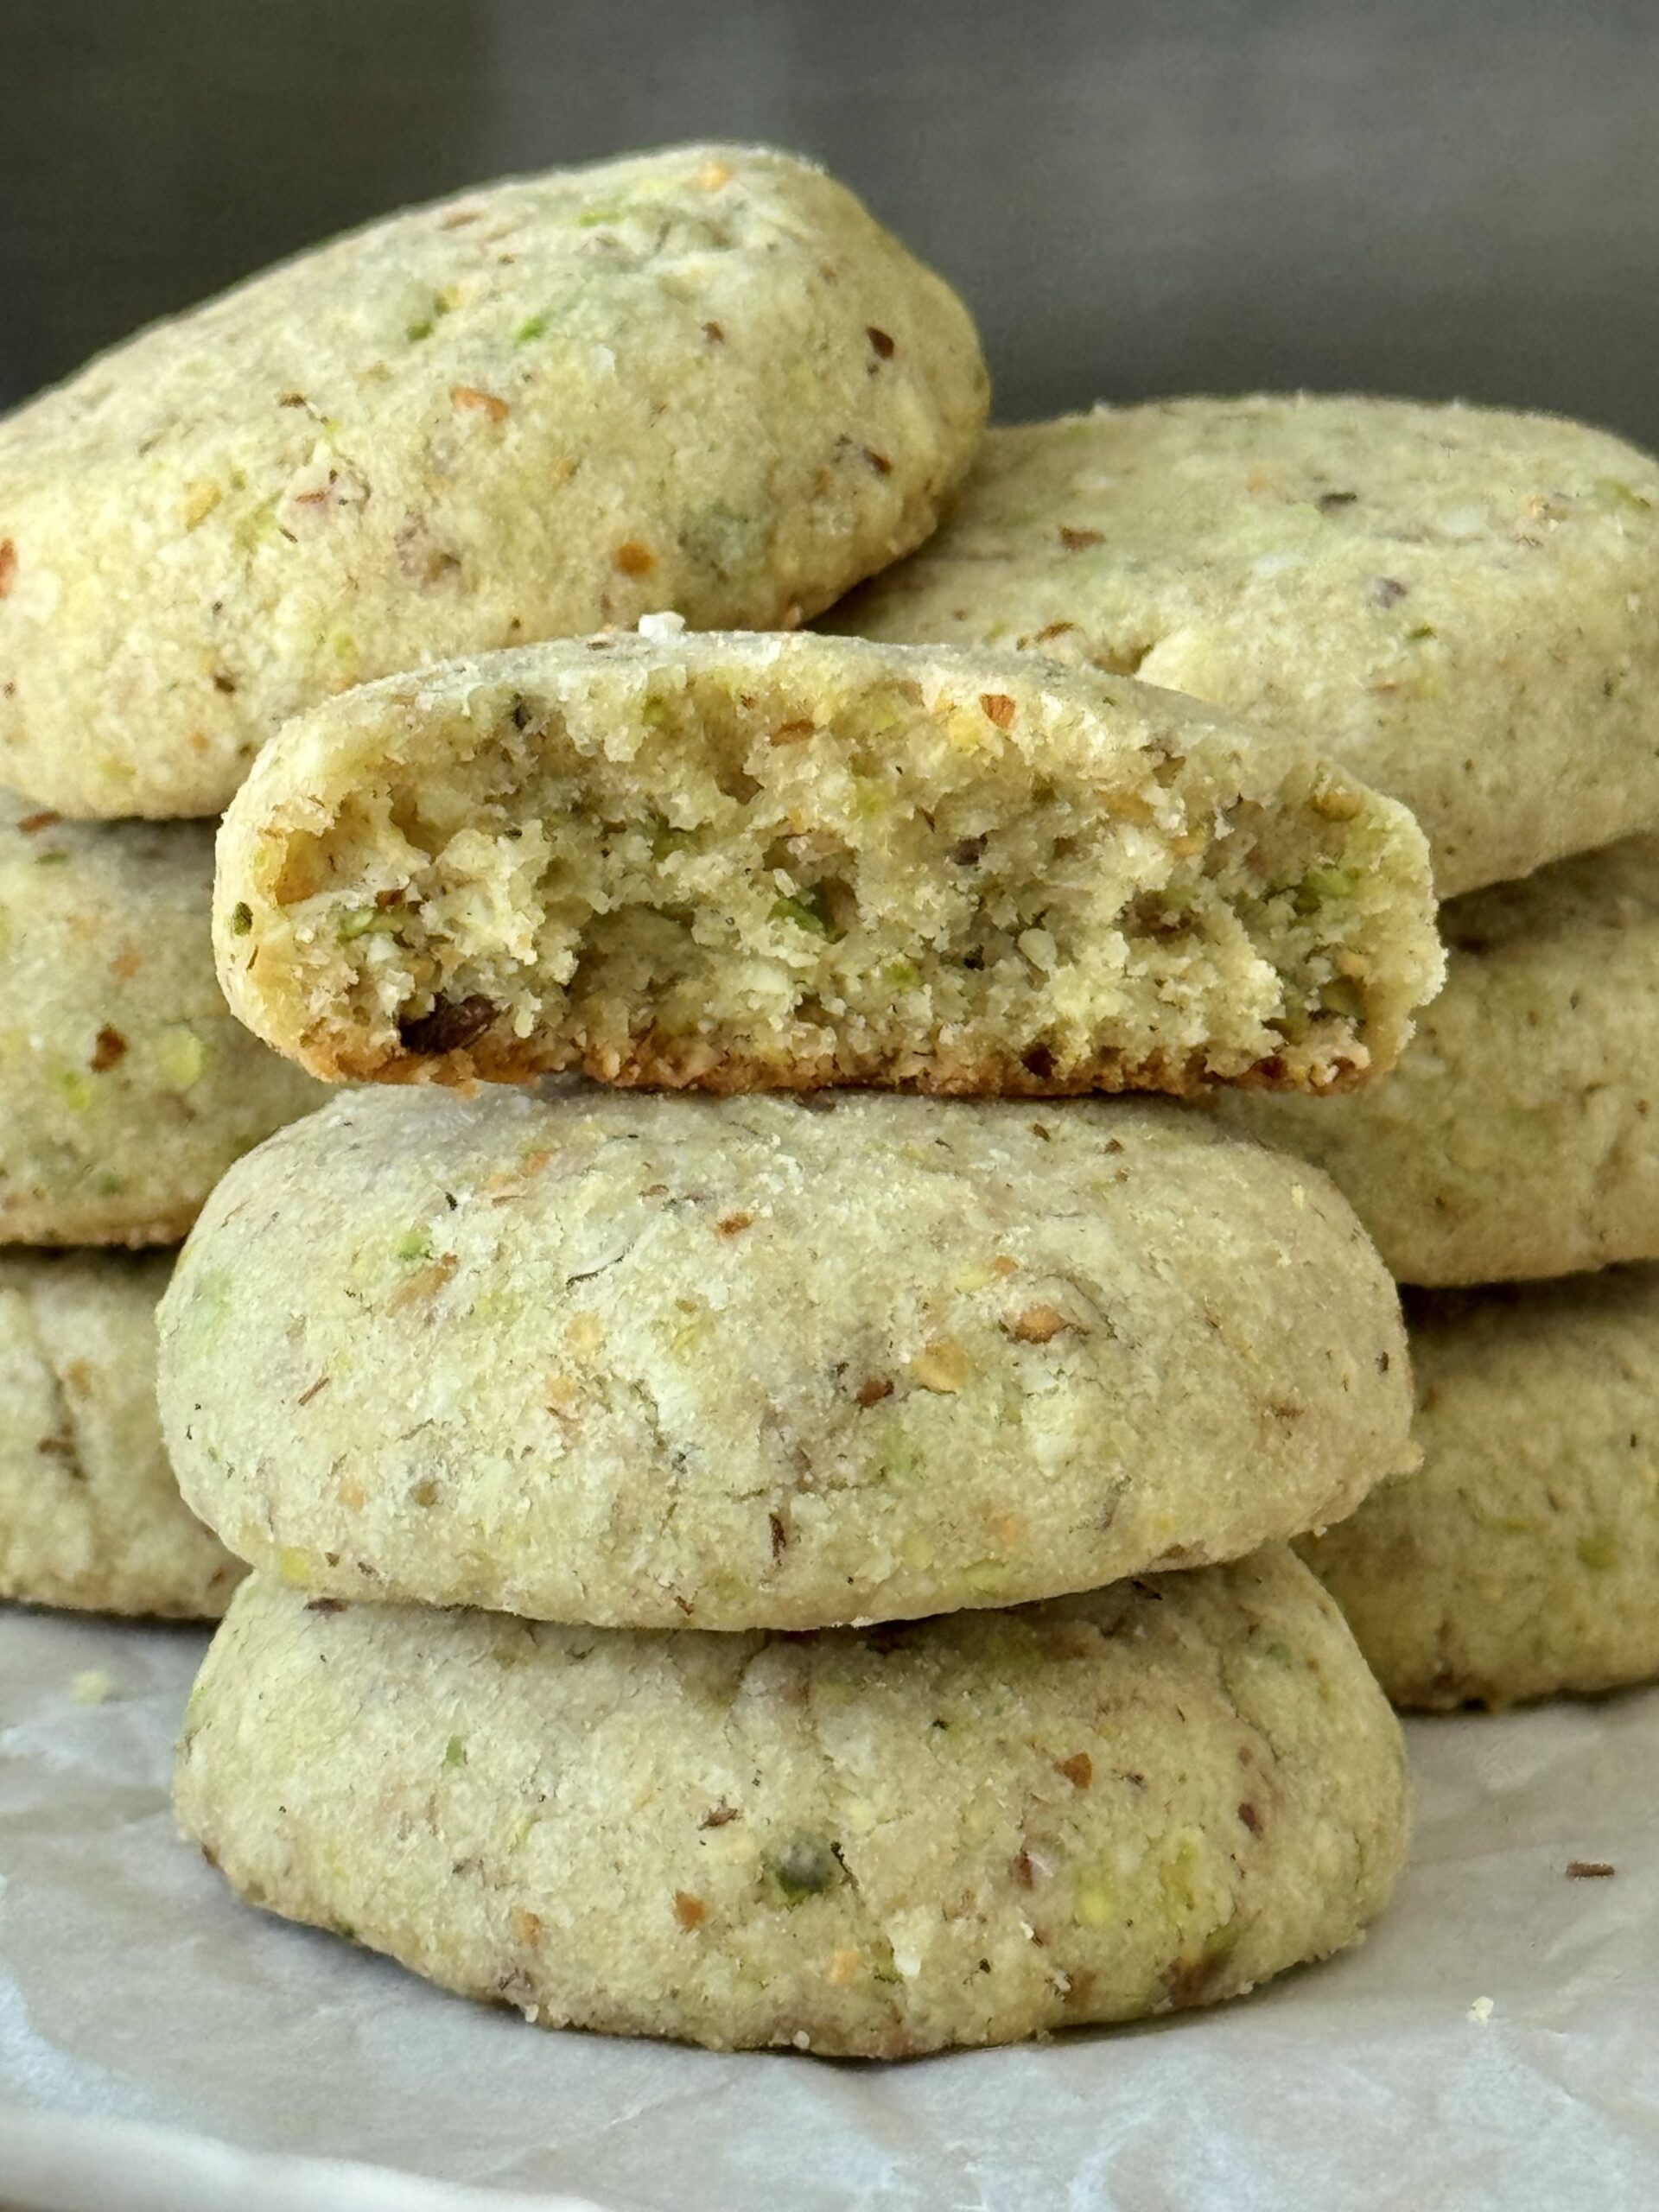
[1467,1996,1494,2024]
[1567,1859,1617,1878]
[70,1669,112,1705]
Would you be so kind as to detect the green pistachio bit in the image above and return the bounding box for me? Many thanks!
[1593,476,1653,512]
[1294,867,1356,915]
[882,958,922,990]
[646,815,691,860]
[772,887,836,939]
[444,1734,467,1769]
[1319,976,1368,1023]
[55,1068,94,1112]
[156,1027,207,1091]
[577,205,627,228]
[1260,1638,1294,1667]
[1577,1530,1619,1573]
[332,1920,358,1942]
[514,313,549,344]
[767,1834,841,1903]
[92,1169,126,1196]
[338,905,404,943]
[406,318,435,343]
[34,850,69,868]
[1408,623,1438,642]
[230,900,253,937]
[395,1228,431,1262]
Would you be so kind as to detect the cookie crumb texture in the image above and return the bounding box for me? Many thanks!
[1304,1266,1659,1708]
[175,1550,1408,2056]
[0,1251,241,1618]
[213,632,1440,1096]
[157,1086,1414,1630]
[0,144,987,819]
[1222,832,1659,1286]
[833,396,1659,898]
[0,795,326,1246]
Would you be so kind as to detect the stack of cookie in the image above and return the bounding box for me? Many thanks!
[4,143,1456,2056]
[156,613,1441,2056]
[0,142,987,1626]
[842,393,1659,1710]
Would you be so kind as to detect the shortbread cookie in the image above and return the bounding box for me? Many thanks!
[1304,1268,1659,1707]
[212,631,1441,1096]
[0,145,987,818]
[1220,835,1659,1286]
[157,1087,1414,1630]
[175,1548,1408,2056]
[1,1251,240,1618]
[0,795,325,1246]
[833,397,1659,896]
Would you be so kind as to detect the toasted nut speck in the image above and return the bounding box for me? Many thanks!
[0,540,16,596]
[1058,525,1103,551]
[1055,1752,1093,1789]
[673,1891,708,1929]
[980,692,1016,729]
[451,385,510,423]
[614,540,655,577]
[716,1211,753,1236]
[909,1338,969,1392]
[1006,1304,1071,1344]
[855,1376,893,1408]
[510,1906,543,1944]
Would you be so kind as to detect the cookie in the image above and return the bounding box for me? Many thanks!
[212,630,1441,1097]
[1,1251,240,1618]
[0,795,325,1246]
[1218,834,1659,1287]
[1304,1268,1659,1709]
[157,1086,1414,1630]
[0,144,988,820]
[175,1548,1408,2056]
[831,397,1659,898]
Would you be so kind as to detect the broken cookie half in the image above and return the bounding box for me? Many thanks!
[213,627,1442,1095]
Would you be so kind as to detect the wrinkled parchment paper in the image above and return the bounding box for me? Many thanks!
[0,1602,1654,2212]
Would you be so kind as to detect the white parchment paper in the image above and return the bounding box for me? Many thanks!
[0,1602,1653,2212]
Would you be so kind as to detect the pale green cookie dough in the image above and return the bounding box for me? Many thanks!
[175,1548,1408,2057]
[1,1251,240,1618]
[832,396,1659,897]
[1304,1267,1659,1709]
[1219,834,1659,1287]
[213,630,1441,1097]
[0,795,326,1246]
[0,145,987,820]
[157,1086,1414,1630]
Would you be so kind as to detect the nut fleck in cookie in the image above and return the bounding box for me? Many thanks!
[157,1087,1414,1630]
[0,795,325,1247]
[1304,1268,1659,1709]
[832,397,1659,897]
[1,1251,240,1618]
[0,145,988,819]
[212,632,1441,1097]
[175,1549,1408,2056]
[1219,834,1659,1287]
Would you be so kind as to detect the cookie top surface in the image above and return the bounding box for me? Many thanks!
[157,1085,1413,1630]
[1304,1265,1659,1708]
[833,396,1659,896]
[0,794,325,1246]
[211,630,1441,1097]
[1221,832,1659,1286]
[175,1548,1408,2056]
[0,1249,240,1618]
[0,145,988,818]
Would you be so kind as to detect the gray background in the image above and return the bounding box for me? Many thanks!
[3,0,1658,442]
